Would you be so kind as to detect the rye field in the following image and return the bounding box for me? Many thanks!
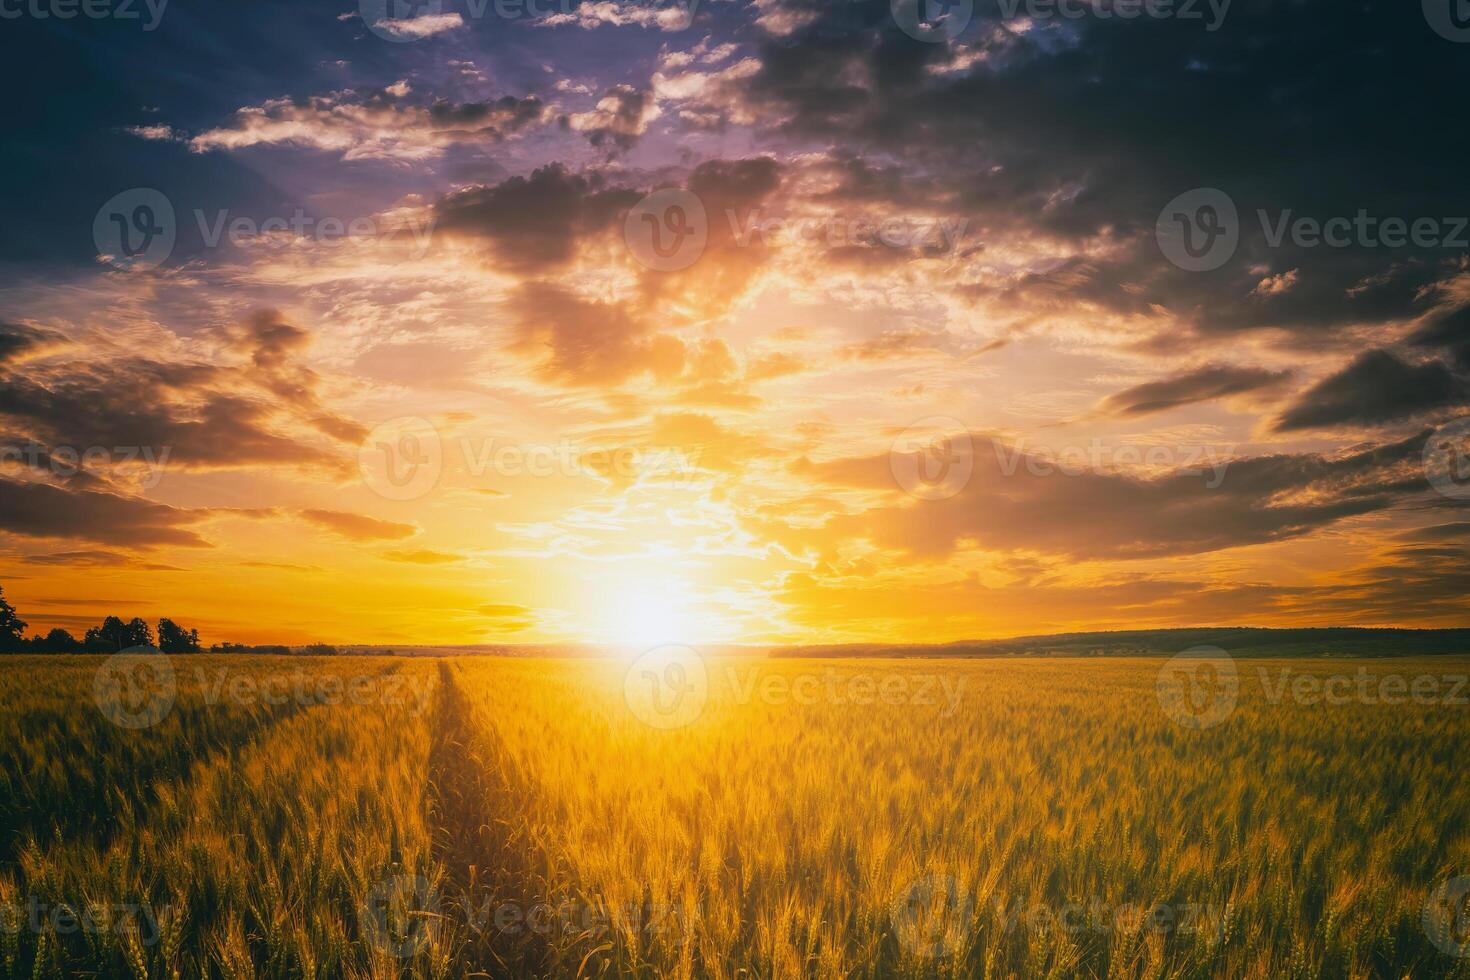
[1,652,1469,979]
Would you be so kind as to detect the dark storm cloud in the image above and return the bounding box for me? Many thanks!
[428,95,548,133]
[637,157,783,314]
[0,478,210,548]
[434,165,640,270]
[435,156,782,282]
[0,311,361,475]
[443,156,784,386]
[688,157,782,216]
[1274,350,1469,432]
[0,384,313,469]
[0,324,67,367]
[1097,364,1291,418]
[796,431,1431,561]
[720,0,1470,342]
[234,311,310,371]
[1409,302,1470,373]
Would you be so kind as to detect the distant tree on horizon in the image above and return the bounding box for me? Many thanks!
[84,616,153,651]
[40,628,81,653]
[0,592,208,655]
[0,586,25,648]
[126,618,153,649]
[158,618,202,653]
[85,616,126,652]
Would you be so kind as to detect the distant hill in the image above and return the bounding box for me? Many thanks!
[771,627,1470,659]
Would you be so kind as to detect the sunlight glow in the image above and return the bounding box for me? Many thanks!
[588,573,712,649]
[608,586,693,649]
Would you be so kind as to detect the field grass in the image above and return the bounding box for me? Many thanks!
[2,653,1469,978]
[0,656,333,866]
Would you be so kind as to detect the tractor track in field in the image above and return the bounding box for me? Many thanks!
[0,659,397,869]
[427,660,556,979]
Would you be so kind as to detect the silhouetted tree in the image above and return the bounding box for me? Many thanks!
[41,628,81,653]
[85,616,128,652]
[84,616,155,651]
[124,617,153,648]
[157,618,201,653]
[0,586,27,649]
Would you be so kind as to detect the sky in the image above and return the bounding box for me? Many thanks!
[1,0,1469,646]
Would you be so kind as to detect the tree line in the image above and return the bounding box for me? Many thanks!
[0,585,202,653]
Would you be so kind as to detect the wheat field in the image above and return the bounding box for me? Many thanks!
[1,653,1469,978]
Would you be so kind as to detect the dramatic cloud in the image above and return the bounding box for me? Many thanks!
[434,165,638,270]
[0,312,360,476]
[0,323,66,367]
[1274,350,1468,432]
[1411,302,1470,373]
[7,0,1468,642]
[636,157,783,314]
[797,432,1429,561]
[709,0,1470,344]
[509,282,684,386]
[192,91,549,161]
[0,478,210,548]
[1098,365,1291,418]
[565,85,661,149]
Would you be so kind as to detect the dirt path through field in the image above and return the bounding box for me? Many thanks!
[428,659,557,978]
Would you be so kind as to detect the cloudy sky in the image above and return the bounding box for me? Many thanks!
[1,0,1468,645]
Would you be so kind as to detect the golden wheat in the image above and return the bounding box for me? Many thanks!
[3,654,1469,978]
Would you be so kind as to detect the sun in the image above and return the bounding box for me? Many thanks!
[610,589,693,648]
[586,572,711,650]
